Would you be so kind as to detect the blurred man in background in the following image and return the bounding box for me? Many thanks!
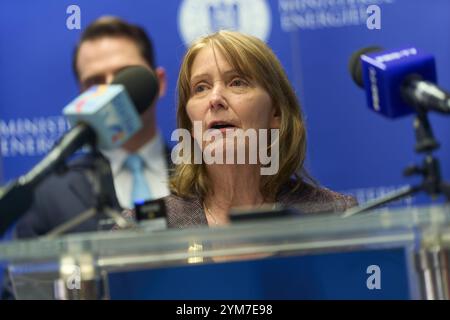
[14,16,171,238]
[2,17,173,299]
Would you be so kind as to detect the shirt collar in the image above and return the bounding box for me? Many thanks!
[101,131,166,176]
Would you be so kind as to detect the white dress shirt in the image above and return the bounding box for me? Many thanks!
[101,132,170,209]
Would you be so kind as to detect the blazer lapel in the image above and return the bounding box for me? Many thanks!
[68,167,96,210]
[67,153,122,211]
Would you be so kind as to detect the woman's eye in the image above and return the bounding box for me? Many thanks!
[193,84,207,94]
[230,78,248,87]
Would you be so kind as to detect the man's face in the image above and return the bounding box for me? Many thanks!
[76,36,150,91]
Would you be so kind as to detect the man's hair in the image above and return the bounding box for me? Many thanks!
[72,16,155,81]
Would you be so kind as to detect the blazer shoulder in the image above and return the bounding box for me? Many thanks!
[279,182,358,214]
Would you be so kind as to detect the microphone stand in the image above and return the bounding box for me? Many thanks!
[343,110,450,218]
[44,149,135,239]
[42,149,134,301]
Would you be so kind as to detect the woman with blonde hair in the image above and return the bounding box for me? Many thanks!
[128,30,356,228]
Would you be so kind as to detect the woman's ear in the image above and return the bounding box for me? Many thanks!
[155,67,167,98]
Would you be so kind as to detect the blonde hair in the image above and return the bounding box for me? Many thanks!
[171,30,309,200]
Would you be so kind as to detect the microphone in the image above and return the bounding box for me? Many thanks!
[0,65,159,236]
[349,46,450,118]
[63,65,159,150]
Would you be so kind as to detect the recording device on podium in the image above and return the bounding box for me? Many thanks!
[134,198,168,231]
[0,66,159,236]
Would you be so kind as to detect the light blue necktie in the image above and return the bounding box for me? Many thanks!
[124,154,152,207]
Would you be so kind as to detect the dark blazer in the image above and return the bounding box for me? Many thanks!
[14,143,174,239]
[120,181,358,229]
[14,153,122,239]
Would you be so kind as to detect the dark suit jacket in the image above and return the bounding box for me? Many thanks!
[14,142,173,239]
[14,153,122,239]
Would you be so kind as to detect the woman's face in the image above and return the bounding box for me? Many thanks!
[186,45,280,155]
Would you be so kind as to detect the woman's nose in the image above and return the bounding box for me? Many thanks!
[209,84,228,110]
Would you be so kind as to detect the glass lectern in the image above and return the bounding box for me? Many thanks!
[1,205,449,299]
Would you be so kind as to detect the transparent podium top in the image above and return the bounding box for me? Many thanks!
[1,205,450,271]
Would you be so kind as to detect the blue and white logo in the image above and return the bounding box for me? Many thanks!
[178,0,272,46]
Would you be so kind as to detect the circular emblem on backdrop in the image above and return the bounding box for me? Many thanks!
[178,0,272,46]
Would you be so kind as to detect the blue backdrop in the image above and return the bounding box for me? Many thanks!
[1,0,449,300]
[1,0,449,206]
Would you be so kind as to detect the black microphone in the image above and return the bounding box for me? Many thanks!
[0,66,159,236]
[112,65,160,114]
